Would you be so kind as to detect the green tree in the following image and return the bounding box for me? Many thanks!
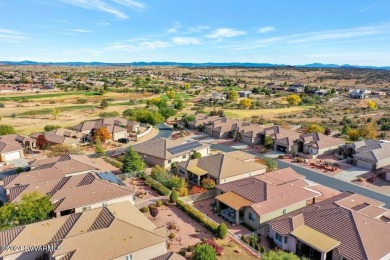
[263,157,278,171]
[192,243,217,260]
[94,136,106,157]
[286,94,302,106]
[44,125,61,132]
[264,136,274,149]
[305,124,325,134]
[216,223,228,239]
[228,90,239,102]
[166,175,187,191]
[0,124,15,135]
[159,107,177,120]
[123,108,164,125]
[191,151,202,159]
[51,108,60,119]
[121,146,145,173]
[0,192,52,230]
[169,189,179,203]
[341,124,351,135]
[101,99,109,109]
[261,250,300,260]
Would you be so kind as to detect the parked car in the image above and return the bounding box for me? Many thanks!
[118,138,129,144]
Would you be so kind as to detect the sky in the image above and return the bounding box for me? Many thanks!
[1,0,390,65]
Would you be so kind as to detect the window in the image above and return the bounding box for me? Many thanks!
[248,212,256,222]
[82,206,91,212]
[125,255,132,260]
[182,155,186,159]
[179,169,185,174]
[284,236,288,244]
[275,233,282,243]
[282,209,287,214]
[168,160,171,164]
[102,202,107,207]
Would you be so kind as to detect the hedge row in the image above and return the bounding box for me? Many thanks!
[176,199,218,232]
[145,177,171,196]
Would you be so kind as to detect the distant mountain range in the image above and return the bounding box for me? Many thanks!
[1,60,389,70]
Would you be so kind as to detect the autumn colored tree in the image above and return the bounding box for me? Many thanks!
[239,98,252,109]
[94,127,111,142]
[286,94,302,106]
[324,128,332,136]
[36,134,49,150]
[202,178,216,190]
[305,124,325,134]
[228,90,239,102]
[347,129,361,141]
[367,100,377,110]
[359,122,378,140]
[166,90,176,100]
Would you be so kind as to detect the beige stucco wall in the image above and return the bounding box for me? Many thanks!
[73,194,134,214]
[221,168,266,184]
[113,131,128,141]
[355,158,375,170]
[113,242,166,260]
[260,200,308,224]
[377,157,390,169]
[243,207,261,230]
[317,146,341,156]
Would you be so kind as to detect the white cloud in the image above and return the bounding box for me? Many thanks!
[112,0,146,10]
[108,39,171,51]
[0,28,28,43]
[167,22,181,34]
[258,26,275,33]
[187,25,209,33]
[57,0,129,19]
[172,37,200,45]
[69,29,92,33]
[206,28,246,39]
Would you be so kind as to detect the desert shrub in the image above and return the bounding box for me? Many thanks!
[178,251,186,257]
[192,243,217,260]
[201,178,216,190]
[204,238,223,255]
[144,177,171,196]
[156,200,162,207]
[187,245,195,252]
[140,206,149,213]
[168,233,176,239]
[76,98,88,104]
[190,185,205,194]
[169,190,179,203]
[216,223,228,239]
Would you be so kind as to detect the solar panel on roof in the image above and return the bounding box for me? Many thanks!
[96,172,126,186]
[167,141,203,155]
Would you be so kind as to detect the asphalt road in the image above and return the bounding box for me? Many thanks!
[154,123,173,139]
[210,143,390,208]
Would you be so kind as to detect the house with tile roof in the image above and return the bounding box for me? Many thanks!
[293,132,345,158]
[186,114,223,129]
[133,138,210,168]
[30,128,83,148]
[0,201,167,260]
[176,153,267,186]
[0,134,36,162]
[214,168,319,228]
[267,192,390,260]
[3,155,100,191]
[203,118,240,138]
[6,171,134,217]
[258,126,301,153]
[336,140,390,170]
[72,117,133,141]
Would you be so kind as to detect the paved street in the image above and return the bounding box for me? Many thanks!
[210,143,390,208]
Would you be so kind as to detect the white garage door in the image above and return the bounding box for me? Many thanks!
[4,151,21,161]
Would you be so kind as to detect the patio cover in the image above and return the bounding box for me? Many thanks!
[291,225,340,253]
[188,166,208,176]
[215,191,252,210]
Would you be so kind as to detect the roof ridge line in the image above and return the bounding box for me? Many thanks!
[350,211,370,260]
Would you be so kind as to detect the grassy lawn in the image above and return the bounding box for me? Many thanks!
[19,104,96,116]
[0,91,99,101]
[218,106,312,119]
[222,86,241,91]
[160,93,193,100]
[216,239,257,260]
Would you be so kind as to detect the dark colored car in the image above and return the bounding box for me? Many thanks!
[118,138,130,144]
